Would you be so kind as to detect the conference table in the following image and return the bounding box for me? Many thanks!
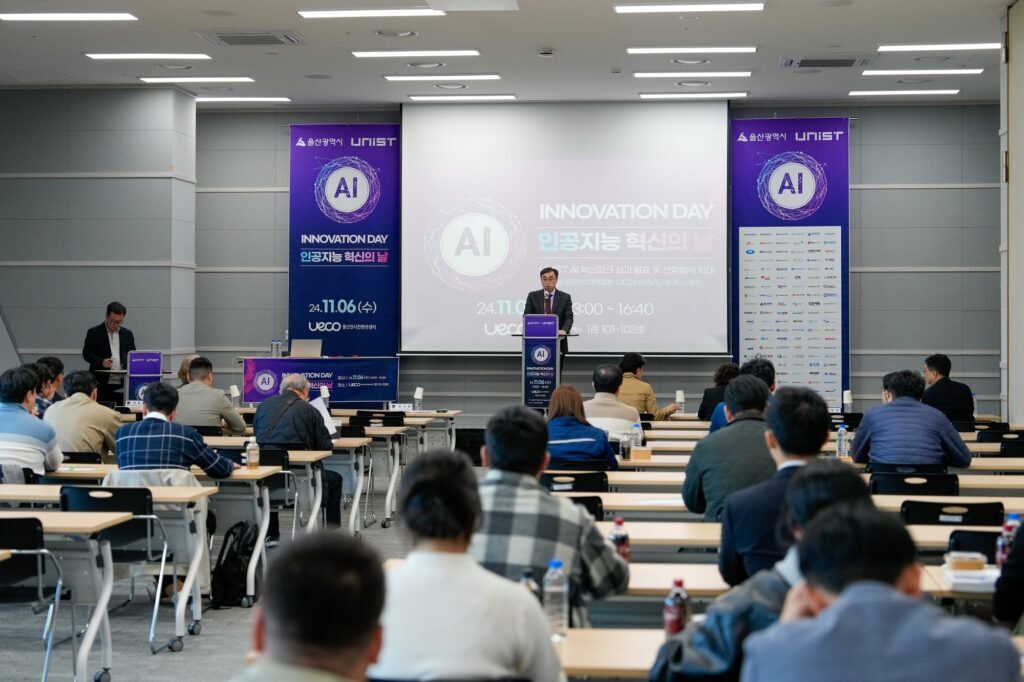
[618,455,1024,474]
[556,628,663,679]
[644,427,994,443]
[331,408,462,449]
[646,440,1003,455]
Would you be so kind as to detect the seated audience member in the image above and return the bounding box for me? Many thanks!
[371,449,562,682]
[719,386,829,586]
[921,353,975,423]
[234,533,384,682]
[470,405,629,625]
[617,352,679,420]
[546,385,617,470]
[253,373,343,529]
[176,353,200,388]
[36,355,65,402]
[741,505,1019,682]
[683,375,775,521]
[115,381,237,478]
[0,365,62,482]
[993,524,1024,628]
[698,362,740,421]
[175,357,246,435]
[851,369,971,468]
[709,358,776,433]
[44,370,122,462]
[27,361,58,418]
[651,459,873,681]
[583,364,642,439]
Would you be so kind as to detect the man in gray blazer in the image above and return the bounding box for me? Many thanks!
[741,505,1019,682]
[174,357,246,435]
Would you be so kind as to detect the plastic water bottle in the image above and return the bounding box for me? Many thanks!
[663,579,689,636]
[972,392,978,419]
[836,425,848,458]
[519,570,541,603]
[245,440,260,469]
[609,516,631,562]
[997,522,1016,568]
[1008,513,1021,536]
[270,339,281,358]
[632,422,644,447]
[543,559,569,639]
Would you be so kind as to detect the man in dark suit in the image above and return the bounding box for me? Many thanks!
[921,353,975,423]
[718,386,831,586]
[523,267,573,360]
[82,301,136,405]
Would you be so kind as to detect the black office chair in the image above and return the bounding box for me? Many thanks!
[381,415,405,427]
[952,420,978,433]
[62,452,103,465]
[900,500,1005,526]
[569,495,605,521]
[191,425,223,437]
[356,410,406,419]
[0,517,65,681]
[977,431,1024,443]
[547,458,609,472]
[639,412,656,422]
[257,448,299,537]
[338,425,367,438]
[1002,441,1024,456]
[869,473,959,496]
[114,406,132,415]
[865,462,947,475]
[58,486,174,652]
[349,415,372,427]
[540,471,609,493]
[831,413,863,431]
[947,530,1002,564]
[242,411,255,425]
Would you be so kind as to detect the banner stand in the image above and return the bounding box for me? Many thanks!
[521,315,560,410]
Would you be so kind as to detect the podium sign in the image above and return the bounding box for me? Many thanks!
[522,314,560,409]
[126,351,163,402]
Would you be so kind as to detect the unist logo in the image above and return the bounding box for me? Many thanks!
[315,156,381,224]
[756,151,828,221]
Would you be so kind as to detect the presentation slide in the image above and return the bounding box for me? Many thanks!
[401,102,728,354]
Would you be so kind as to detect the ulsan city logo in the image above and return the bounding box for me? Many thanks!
[756,151,828,221]
[315,156,381,224]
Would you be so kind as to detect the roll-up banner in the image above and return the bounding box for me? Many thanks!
[731,118,850,411]
[289,124,400,356]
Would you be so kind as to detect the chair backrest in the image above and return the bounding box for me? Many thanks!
[831,413,863,430]
[59,486,153,546]
[539,471,609,493]
[569,495,604,520]
[114,406,132,414]
[349,415,372,427]
[869,473,958,496]
[952,420,977,433]
[865,462,948,475]
[639,412,656,422]
[381,415,405,427]
[63,451,103,464]
[257,447,292,498]
[978,430,1024,443]
[337,425,366,438]
[454,428,486,466]
[1002,441,1024,456]
[0,517,45,584]
[242,411,255,425]
[947,529,1001,564]
[192,424,223,436]
[975,421,1010,433]
[900,500,1005,526]
[356,410,406,418]
[547,458,609,472]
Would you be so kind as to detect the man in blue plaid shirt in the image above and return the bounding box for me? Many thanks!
[116,382,237,478]
[469,405,629,626]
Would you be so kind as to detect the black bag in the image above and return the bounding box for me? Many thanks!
[210,520,262,608]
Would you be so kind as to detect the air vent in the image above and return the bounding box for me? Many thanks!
[779,54,875,69]
[194,29,309,47]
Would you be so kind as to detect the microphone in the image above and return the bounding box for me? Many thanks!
[544,291,551,301]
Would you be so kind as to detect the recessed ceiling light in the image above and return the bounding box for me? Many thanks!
[408,94,516,101]
[676,80,710,87]
[299,9,446,18]
[157,64,193,71]
[384,74,500,81]
[86,53,211,60]
[640,91,747,99]
[615,3,763,13]
[897,79,932,84]
[0,13,137,21]
[671,58,710,65]
[305,74,333,80]
[863,68,983,75]
[849,89,960,96]
[353,49,479,58]
[195,97,291,103]
[914,56,950,63]
[878,43,1001,52]
[634,71,751,78]
[628,46,756,54]
[376,30,418,38]
[434,83,467,89]
[139,76,254,83]
[407,61,445,68]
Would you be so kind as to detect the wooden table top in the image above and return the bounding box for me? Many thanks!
[45,463,282,482]
[556,629,663,679]
[335,416,438,427]
[0,484,218,505]
[872,494,1024,514]
[205,436,374,451]
[647,440,1002,455]
[618,456,690,470]
[0,510,132,534]
[330,409,461,419]
[0,550,10,562]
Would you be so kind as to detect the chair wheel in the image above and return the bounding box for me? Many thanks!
[94,670,111,682]
[240,596,254,608]
[381,519,391,528]
[169,637,184,652]
[188,621,202,635]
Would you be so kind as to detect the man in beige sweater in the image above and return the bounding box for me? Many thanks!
[44,370,121,462]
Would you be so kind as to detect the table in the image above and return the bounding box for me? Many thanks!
[556,628,663,679]
[0,510,131,681]
[668,414,708,424]
[0,549,9,562]
[618,456,690,470]
[872,494,1024,514]
[647,440,1003,455]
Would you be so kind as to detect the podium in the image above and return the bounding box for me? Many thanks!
[126,350,163,402]
[521,314,560,409]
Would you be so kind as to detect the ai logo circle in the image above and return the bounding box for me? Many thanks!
[756,151,828,221]
[135,384,148,400]
[440,212,510,277]
[254,371,278,395]
[531,345,552,364]
[314,156,381,224]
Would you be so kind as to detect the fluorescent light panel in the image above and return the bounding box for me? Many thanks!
[409,94,516,101]
[849,89,960,96]
[616,3,763,12]
[641,91,747,99]
[353,49,480,58]
[385,74,500,81]
[140,76,254,83]
[628,46,756,54]
[878,43,1001,52]
[196,97,291,103]
[634,71,751,78]
[862,68,984,75]
[299,9,446,18]
[87,53,211,60]
[0,13,137,21]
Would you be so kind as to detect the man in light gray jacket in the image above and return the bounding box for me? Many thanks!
[174,357,246,435]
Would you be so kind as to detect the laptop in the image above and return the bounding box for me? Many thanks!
[289,338,323,358]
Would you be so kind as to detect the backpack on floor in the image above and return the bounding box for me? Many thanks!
[210,520,262,608]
